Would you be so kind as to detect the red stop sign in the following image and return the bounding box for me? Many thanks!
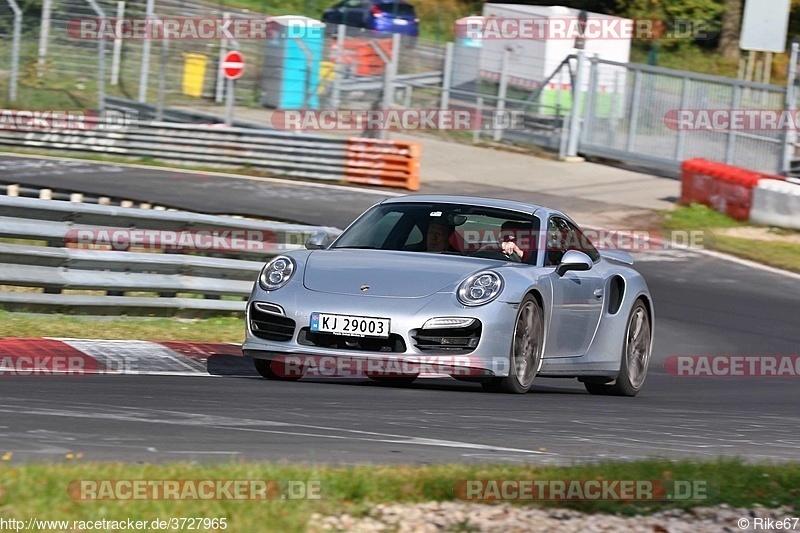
[221,51,244,80]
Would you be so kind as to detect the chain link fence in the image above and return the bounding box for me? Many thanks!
[1,0,797,175]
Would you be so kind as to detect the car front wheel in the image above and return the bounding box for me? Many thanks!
[482,295,543,394]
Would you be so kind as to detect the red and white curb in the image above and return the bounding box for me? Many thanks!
[0,338,254,377]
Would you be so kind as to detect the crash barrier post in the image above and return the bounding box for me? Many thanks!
[344,138,421,191]
[680,159,786,222]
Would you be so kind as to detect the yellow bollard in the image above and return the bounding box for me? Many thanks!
[182,53,209,98]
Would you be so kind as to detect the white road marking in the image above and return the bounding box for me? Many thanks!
[0,403,550,457]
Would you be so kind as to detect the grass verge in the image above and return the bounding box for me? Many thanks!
[0,459,797,532]
[662,204,800,274]
[0,311,244,343]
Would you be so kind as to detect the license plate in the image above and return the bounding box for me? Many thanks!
[310,313,390,338]
[394,19,408,25]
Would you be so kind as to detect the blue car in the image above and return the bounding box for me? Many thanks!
[322,0,419,37]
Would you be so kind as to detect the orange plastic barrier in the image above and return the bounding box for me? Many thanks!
[329,37,393,76]
[680,159,785,221]
[344,138,421,191]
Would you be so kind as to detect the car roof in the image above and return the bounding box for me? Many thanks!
[380,195,548,216]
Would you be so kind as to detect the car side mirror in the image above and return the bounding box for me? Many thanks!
[305,232,329,250]
[556,250,593,277]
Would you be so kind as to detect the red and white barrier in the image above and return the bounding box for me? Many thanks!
[680,159,786,221]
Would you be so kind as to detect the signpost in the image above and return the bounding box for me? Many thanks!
[221,51,244,125]
[739,0,791,83]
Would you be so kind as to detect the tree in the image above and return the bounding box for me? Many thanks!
[718,0,743,60]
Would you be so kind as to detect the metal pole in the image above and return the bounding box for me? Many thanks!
[625,69,643,152]
[37,0,52,78]
[780,42,799,174]
[608,69,621,147]
[581,54,599,145]
[745,50,756,81]
[5,0,21,101]
[138,0,155,102]
[566,49,586,157]
[764,52,773,85]
[330,24,346,108]
[225,78,235,125]
[473,97,483,143]
[216,12,230,103]
[493,49,510,142]
[674,76,691,161]
[378,33,400,140]
[86,0,106,111]
[111,1,126,86]
[440,42,454,110]
[725,85,741,165]
[156,39,168,121]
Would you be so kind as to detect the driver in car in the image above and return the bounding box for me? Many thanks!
[426,221,456,253]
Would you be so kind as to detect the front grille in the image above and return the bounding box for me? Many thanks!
[412,321,482,354]
[297,328,407,352]
[249,303,295,342]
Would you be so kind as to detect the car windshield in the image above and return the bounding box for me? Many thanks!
[377,2,416,16]
[332,202,540,263]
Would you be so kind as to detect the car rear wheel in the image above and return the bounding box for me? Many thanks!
[584,300,651,397]
[253,358,305,381]
[482,295,543,394]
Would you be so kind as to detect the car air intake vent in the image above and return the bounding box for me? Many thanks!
[412,322,482,354]
[250,303,295,342]
[297,328,407,352]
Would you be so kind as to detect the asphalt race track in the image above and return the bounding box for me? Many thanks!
[1,154,799,464]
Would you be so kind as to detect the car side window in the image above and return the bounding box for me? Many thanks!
[546,217,600,266]
[564,220,600,262]
[546,217,568,266]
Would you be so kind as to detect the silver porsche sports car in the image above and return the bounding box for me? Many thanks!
[243,195,654,395]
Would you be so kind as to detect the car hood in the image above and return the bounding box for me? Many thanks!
[303,249,496,298]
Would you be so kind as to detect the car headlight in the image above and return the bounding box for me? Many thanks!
[457,271,503,306]
[259,256,296,291]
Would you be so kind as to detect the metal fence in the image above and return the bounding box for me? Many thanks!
[0,194,341,314]
[3,0,800,176]
[577,54,788,174]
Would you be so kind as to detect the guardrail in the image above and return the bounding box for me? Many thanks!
[0,196,342,314]
[0,119,422,191]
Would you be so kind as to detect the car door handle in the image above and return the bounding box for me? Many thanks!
[593,288,604,299]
